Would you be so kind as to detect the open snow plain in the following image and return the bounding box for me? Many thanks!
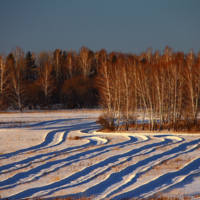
[0,110,200,199]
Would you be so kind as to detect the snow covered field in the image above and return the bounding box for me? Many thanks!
[0,110,200,199]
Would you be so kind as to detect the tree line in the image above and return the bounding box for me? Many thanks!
[1,46,200,132]
[0,46,101,110]
[97,47,200,132]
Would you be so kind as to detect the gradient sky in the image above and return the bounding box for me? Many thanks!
[0,0,200,55]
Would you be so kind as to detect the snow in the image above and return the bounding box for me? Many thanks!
[0,110,200,199]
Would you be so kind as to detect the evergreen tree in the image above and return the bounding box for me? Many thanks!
[60,50,67,81]
[25,51,36,80]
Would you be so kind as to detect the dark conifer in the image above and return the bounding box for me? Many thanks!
[25,51,36,80]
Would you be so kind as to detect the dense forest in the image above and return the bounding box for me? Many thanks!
[0,46,99,110]
[97,47,200,132]
[0,46,200,132]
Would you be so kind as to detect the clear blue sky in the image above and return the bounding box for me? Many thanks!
[0,0,200,55]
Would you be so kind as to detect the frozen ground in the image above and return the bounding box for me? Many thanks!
[0,110,200,199]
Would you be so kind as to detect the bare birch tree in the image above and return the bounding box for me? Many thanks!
[37,62,55,107]
[184,50,200,129]
[66,50,77,79]
[0,54,9,95]
[79,47,92,79]
[97,59,115,129]
[53,49,62,82]
[8,47,26,111]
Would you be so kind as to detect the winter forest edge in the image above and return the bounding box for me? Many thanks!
[1,46,200,132]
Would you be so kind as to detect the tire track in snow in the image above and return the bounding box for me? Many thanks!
[0,135,101,189]
[113,153,200,199]
[0,121,96,160]
[0,127,136,180]
[0,132,146,197]
[0,122,100,173]
[30,137,175,198]
[108,143,200,200]
[58,137,199,200]
[0,134,138,192]
[1,117,200,200]
[4,136,180,199]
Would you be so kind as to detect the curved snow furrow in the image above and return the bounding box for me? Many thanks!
[67,138,200,199]
[38,142,182,199]
[81,129,153,145]
[89,136,108,145]
[79,130,131,145]
[0,136,139,191]
[3,137,175,199]
[0,136,101,189]
[22,128,73,153]
[79,126,100,134]
[33,138,177,198]
[161,167,200,196]
[0,132,95,175]
[113,153,200,199]
[0,131,139,185]
[153,135,184,143]
[6,156,131,199]
[0,130,67,167]
[107,143,200,200]
[0,134,159,195]
[0,129,67,160]
[0,122,99,164]
[29,141,169,198]
[0,137,89,174]
[0,122,96,160]
[1,114,199,200]
[0,142,89,177]
[1,133,128,191]
[92,130,150,142]
[79,128,152,155]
